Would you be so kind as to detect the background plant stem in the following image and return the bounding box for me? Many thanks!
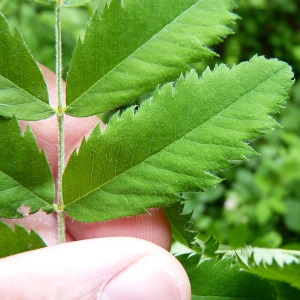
[55,3,65,243]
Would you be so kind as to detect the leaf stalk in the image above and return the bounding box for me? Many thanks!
[55,3,65,243]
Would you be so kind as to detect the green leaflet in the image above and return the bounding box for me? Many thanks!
[177,254,277,299]
[0,117,54,218]
[236,246,300,289]
[65,0,239,117]
[63,56,293,222]
[171,233,224,258]
[165,203,198,247]
[0,221,46,258]
[202,234,220,257]
[0,13,55,120]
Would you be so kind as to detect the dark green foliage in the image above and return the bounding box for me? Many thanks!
[0,221,46,258]
[274,282,300,300]
[0,117,55,218]
[165,203,197,247]
[177,254,277,299]
[0,12,54,120]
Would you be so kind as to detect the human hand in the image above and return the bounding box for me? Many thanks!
[0,66,191,299]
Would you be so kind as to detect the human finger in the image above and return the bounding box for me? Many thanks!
[0,237,191,300]
[66,208,172,250]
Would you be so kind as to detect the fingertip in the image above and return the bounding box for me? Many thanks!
[98,253,188,300]
[0,238,191,300]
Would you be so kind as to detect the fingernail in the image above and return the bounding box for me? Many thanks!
[97,256,182,300]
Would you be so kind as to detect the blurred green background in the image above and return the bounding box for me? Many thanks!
[184,0,300,250]
[1,0,299,249]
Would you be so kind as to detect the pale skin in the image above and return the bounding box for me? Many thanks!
[0,66,191,299]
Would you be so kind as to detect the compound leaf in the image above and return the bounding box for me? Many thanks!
[0,117,55,218]
[177,254,277,299]
[236,246,300,289]
[65,0,239,117]
[0,221,46,258]
[0,13,54,120]
[63,56,293,222]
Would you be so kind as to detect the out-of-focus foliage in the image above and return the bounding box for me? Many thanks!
[184,0,300,250]
[1,0,299,250]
